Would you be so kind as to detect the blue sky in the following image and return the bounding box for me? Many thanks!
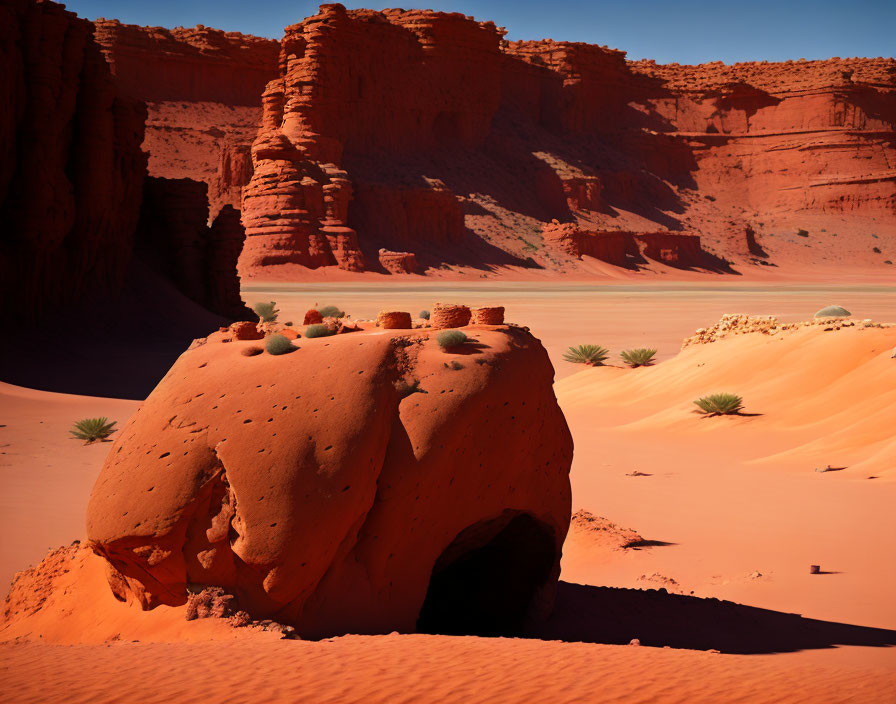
[69,0,895,64]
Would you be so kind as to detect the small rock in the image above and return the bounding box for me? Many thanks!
[809,565,821,574]
[628,638,640,646]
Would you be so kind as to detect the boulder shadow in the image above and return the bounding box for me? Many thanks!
[531,581,896,654]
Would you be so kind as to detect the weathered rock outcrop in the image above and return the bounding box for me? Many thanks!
[85,324,573,638]
[137,177,253,319]
[236,4,894,277]
[378,249,421,274]
[0,0,146,321]
[542,223,627,265]
[93,20,279,105]
[93,19,279,216]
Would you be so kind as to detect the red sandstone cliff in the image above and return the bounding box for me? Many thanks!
[0,0,255,327]
[0,0,147,321]
[237,4,894,279]
[93,20,279,216]
[137,177,253,319]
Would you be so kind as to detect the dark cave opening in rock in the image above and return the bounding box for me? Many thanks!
[416,513,556,637]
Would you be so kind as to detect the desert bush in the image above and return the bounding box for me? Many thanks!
[436,330,469,349]
[563,344,609,366]
[395,378,425,398]
[621,348,657,367]
[253,301,279,323]
[419,310,431,320]
[694,393,744,416]
[71,417,117,443]
[305,324,335,338]
[265,334,296,355]
[814,305,851,318]
[317,305,345,319]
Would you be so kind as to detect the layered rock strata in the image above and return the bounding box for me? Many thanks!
[93,19,279,215]
[237,4,894,276]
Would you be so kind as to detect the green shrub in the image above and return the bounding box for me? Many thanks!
[265,334,296,355]
[419,310,431,320]
[252,301,279,323]
[436,330,469,349]
[694,393,744,416]
[317,305,345,319]
[305,324,335,338]
[563,344,609,366]
[814,305,851,318]
[70,417,117,443]
[621,348,657,367]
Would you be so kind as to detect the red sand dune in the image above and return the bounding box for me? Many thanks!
[556,317,896,634]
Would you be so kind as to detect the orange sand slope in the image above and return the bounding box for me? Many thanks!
[557,318,896,635]
[558,320,896,477]
[0,383,139,594]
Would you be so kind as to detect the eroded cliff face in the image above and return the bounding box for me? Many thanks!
[136,177,253,319]
[238,3,894,278]
[93,19,279,216]
[0,0,147,322]
[0,0,255,328]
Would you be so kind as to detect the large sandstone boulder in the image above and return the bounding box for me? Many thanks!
[86,324,573,638]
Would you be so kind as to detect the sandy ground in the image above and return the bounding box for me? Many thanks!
[1,638,893,704]
[1,282,894,702]
[243,282,896,378]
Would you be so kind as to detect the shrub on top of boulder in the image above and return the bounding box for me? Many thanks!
[305,324,336,338]
[265,334,296,355]
[253,301,279,323]
[318,305,345,319]
[436,330,469,349]
[814,305,851,318]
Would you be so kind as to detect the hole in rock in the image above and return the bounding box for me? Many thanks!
[416,513,555,637]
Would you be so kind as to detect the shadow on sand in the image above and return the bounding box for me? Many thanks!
[0,264,227,400]
[532,581,896,655]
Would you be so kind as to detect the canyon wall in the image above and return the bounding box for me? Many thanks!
[0,0,147,321]
[5,1,891,293]
[93,19,279,216]
[0,0,255,325]
[137,177,252,319]
[239,3,895,278]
